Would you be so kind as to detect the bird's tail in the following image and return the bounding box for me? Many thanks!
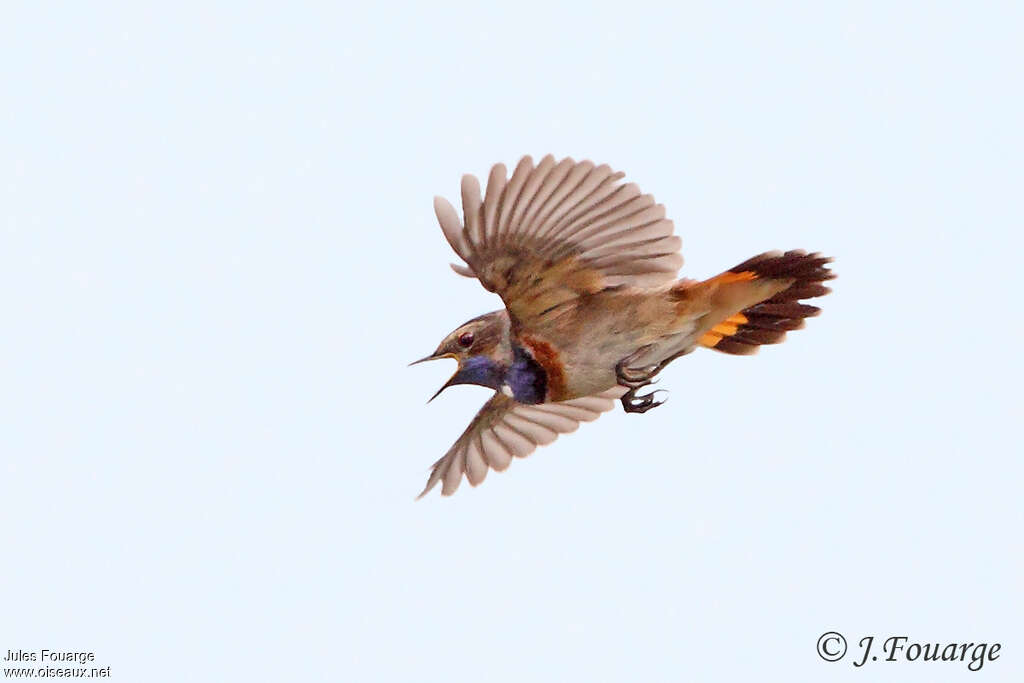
[695,250,835,355]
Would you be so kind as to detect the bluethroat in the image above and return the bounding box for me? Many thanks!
[412,155,834,497]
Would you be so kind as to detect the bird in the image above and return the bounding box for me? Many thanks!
[411,155,834,498]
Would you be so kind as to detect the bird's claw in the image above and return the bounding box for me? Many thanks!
[620,387,668,414]
[615,345,661,388]
[618,366,659,388]
[616,345,670,412]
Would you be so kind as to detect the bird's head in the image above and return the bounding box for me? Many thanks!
[411,311,511,401]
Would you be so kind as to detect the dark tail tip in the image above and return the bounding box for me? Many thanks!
[730,249,835,291]
[705,250,835,355]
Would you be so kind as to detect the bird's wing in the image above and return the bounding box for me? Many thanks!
[433,155,683,329]
[417,386,626,498]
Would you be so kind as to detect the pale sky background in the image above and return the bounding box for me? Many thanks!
[3,2,1022,682]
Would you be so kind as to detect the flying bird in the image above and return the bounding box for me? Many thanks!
[412,155,834,498]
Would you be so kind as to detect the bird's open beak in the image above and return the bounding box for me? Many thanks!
[409,352,458,402]
[427,374,459,403]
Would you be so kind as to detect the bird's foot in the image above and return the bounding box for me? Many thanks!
[616,345,671,413]
[620,386,668,414]
[615,345,661,388]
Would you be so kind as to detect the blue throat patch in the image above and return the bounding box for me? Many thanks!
[453,355,504,390]
[507,345,547,404]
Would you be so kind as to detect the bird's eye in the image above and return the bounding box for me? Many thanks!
[458,332,474,348]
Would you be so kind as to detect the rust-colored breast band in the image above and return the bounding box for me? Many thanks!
[519,335,568,401]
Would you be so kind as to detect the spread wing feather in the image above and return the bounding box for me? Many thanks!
[417,386,626,498]
[433,155,684,328]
